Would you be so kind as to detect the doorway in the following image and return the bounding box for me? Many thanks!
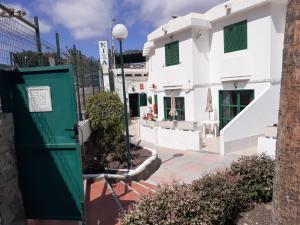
[129,93,139,117]
[219,90,254,129]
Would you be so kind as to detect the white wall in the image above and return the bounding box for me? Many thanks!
[148,29,194,89]
[220,84,280,155]
[139,124,202,151]
[193,29,210,85]
[209,4,272,83]
[270,2,286,81]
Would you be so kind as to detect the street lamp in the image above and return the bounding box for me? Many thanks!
[112,24,131,168]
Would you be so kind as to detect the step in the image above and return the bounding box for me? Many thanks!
[127,181,156,195]
[85,180,122,225]
[139,180,159,191]
[111,181,141,210]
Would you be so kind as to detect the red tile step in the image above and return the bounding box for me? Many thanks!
[139,180,159,191]
[127,181,156,196]
[85,179,122,225]
[110,181,141,210]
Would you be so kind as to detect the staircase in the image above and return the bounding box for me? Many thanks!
[85,178,158,225]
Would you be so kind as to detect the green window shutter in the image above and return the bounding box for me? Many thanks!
[165,44,172,66]
[165,41,179,66]
[139,93,147,107]
[224,20,247,53]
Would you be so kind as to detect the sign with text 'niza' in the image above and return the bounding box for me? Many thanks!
[99,41,109,74]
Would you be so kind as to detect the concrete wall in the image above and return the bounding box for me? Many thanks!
[148,29,194,89]
[0,113,24,225]
[139,124,202,151]
[209,4,273,82]
[220,84,280,154]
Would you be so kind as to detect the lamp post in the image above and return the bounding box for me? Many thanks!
[112,24,131,168]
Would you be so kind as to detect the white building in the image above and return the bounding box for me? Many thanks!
[109,67,149,118]
[141,0,287,154]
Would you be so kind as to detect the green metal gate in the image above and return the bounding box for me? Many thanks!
[0,65,83,220]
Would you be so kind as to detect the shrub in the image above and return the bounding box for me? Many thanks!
[120,154,275,225]
[230,154,275,203]
[83,91,127,172]
[121,173,247,225]
[85,91,124,136]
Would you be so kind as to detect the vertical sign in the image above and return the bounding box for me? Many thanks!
[98,41,109,74]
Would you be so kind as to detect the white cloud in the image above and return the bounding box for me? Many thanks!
[39,19,53,33]
[125,0,226,27]
[37,0,113,40]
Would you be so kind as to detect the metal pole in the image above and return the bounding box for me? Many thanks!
[79,51,86,107]
[73,45,82,120]
[119,40,131,168]
[90,58,95,95]
[34,16,42,66]
[55,32,61,64]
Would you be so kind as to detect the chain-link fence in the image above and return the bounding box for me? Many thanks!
[0,4,69,68]
[69,47,101,119]
[0,3,102,119]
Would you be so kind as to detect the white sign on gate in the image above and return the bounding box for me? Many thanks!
[99,41,109,74]
[28,86,53,112]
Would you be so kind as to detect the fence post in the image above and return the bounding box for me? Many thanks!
[79,51,86,107]
[55,32,61,64]
[34,16,42,66]
[73,45,82,120]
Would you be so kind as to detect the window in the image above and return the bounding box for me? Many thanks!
[224,20,247,53]
[219,90,254,129]
[165,41,179,66]
[164,97,185,121]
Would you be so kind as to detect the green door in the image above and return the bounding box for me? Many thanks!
[1,65,83,220]
[219,90,254,129]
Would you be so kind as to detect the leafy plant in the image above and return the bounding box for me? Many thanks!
[83,91,127,173]
[229,154,275,203]
[121,154,275,225]
[85,91,124,135]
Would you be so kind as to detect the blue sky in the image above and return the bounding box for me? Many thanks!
[8,0,226,58]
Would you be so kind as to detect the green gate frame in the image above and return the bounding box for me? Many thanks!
[0,65,84,221]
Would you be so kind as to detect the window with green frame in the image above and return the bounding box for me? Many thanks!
[164,97,185,121]
[219,90,254,129]
[165,41,179,66]
[224,20,247,53]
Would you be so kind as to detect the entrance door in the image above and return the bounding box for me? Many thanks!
[219,90,254,129]
[129,93,139,117]
[0,65,83,220]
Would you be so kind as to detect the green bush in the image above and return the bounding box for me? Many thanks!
[83,91,127,173]
[230,154,275,203]
[121,154,275,225]
[85,91,124,135]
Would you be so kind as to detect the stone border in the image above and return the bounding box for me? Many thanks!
[83,147,160,182]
